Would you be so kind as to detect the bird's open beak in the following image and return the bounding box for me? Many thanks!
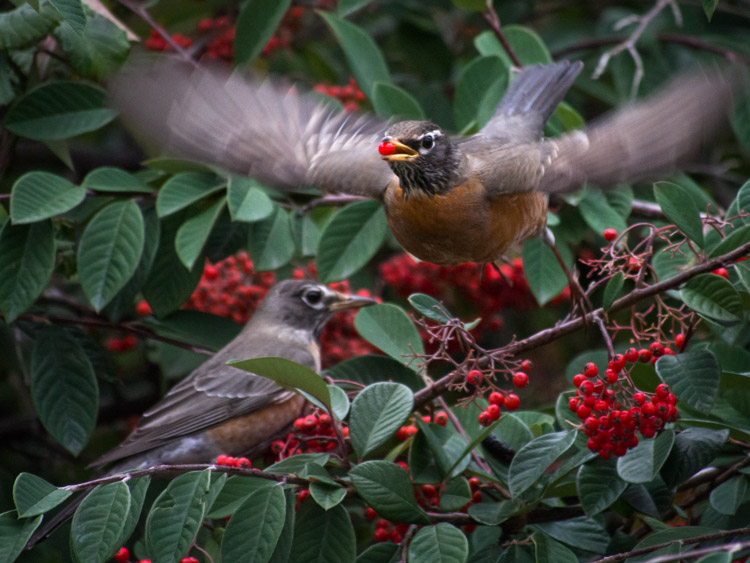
[327,292,377,311]
[380,139,419,162]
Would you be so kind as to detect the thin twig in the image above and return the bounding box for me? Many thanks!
[482,0,522,67]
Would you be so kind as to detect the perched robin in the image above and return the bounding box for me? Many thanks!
[110,58,736,268]
[93,279,374,471]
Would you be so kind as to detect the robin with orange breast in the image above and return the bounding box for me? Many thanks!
[110,58,736,271]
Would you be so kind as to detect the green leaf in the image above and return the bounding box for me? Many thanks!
[631,526,719,556]
[681,274,742,323]
[617,430,675,484]
[454,55,506,131]
[48,0,85,33]
[325,355,425,392]
[291,502,356,563]
[228,357,330,410]
[509,431,576,496]
[534,517,609,554]
[78,200,145,311]
[328,384,350,420]
[208,476,273,518]
[602,272,625,310]
[249,207,296,271]
[309,482,346,510]
[701,0,719,20]
[440,478,472,512]
[578,188,628,236]
[709,224,750,258]
[0,220,55,322]
[661,428,728,488]
[10,171,86,223]
[532,531,578,563]
[268,488,296,563]
[31,327,98,456]
[521,237,568,305]
[338,0,372,16]
[234,0,292,65]
[656,349,720,414]
[4,81,116,140]
[654,182,704,248]
[266,453,330,475]
[408,523,469,563]
[176,198,226,270]
[710,475,747,515]
[408,293,453,324]
[349,382,414,458]
[222,485,286,563]
[415,421,472,479]
[145,469,211,563]
[0,2,60,49]
[316,200,388,283]
[82,167,153,194]
[356,543,399,563]
[71,482,131,563]
[576,458,627,516]
[117,477,150,548]
[56,13,130,77]
[13,473,71,517]
[349,461,430,523]
[318,12,390,99]
[227,176,274,223]
[372,82,425,121]
[0,511,42,563]
[354,304,424,367]
[468,499,521,526]
[156,172,225,218]
[503,25,552,65]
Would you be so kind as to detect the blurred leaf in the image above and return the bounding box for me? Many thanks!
[229,357,331,410]
[603,272,625,310]
[78,200,145,311]
[355,304,425,367]
[291,502,355,563]
[578,188,628,236]
[509,431,576,496]
[617,430,674,484]
[4,81,116,140]
[156,172,225,218]
[13,473,71,517]
[576,458,627,516]
[408,523,468,563]
[0,52,20,106]
[710,475,747,515]
[452,0,486,9]
[222,485,286,563]
[0,511,42,563]
[48,0,85,33]
[0,2,60,49]
[372,82,424,121]
[654,182,704,247]
[227,176,274,223]
[349,461,430,523]
[356,543,399,563]
[349,382,414,458]
[521,237,568,305]
[234,0,292,65]
[0,220,55,322]
[338,0,373,17]
[656,349,720,414]
[31,327,98,456]
[10,171,85,223]
[71,482,131,563]
[317,200,388,283]
[701,0,718,21]
[176,198,226,270]
[532,531,578,563]
[503,25,552,65]
[56,14,129,77]
[681,274,742,323]
[319,12,390,99]
[454,55,506,131]
[82,167,153,194]
[249,207,296,271]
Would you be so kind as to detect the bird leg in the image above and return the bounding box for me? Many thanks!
[541,228,591,321]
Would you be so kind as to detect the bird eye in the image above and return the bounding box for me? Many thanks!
[303,288,323,306]
[421,134,434,150]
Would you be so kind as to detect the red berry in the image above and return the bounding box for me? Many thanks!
[135,300,152,316]
[512,372,529,388]
[114,547,130,563]
[638,349,651,363]
[649,342,664,357]
[466,370,483,386]
[434,411,448,426]
[505,394,520,410]
[580,381,595,396]
[520,359,532,372]
[624,348,639,363]
[390,530,403,544]
[656,383,670,399]
[576,405,591,419]
[396,426,409,441]
[297,489,310,503]
[216,454,229,466]
[365,507,377,520]
[180,558,199,563]
[633,392,646,404]
[204,263,219,280]
[641,403,656,416]
[488,392,504,405]
[603,228,618,241]
[421,484,437,497]
[583,362,598,378]
[572,373,585,387]
[712,267,729,279]
[236,457,251,468]
[610,354,626,372]
[674,333,686,348]
[374,527,389,542]
[472,490,482,503]
[486,404,501,421]
[478,411,492,426]
[468,477,480,490]
[584,416,598,431]
[605,369,618,384]
[568,397,580,412]
[378,141,395,156]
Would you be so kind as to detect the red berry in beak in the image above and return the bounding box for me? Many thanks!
[378,141,395,156]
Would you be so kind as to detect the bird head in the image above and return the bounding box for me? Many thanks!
[255,279,375,339]
[378,121,460,196]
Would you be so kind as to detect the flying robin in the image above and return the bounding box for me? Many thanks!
[93,279,374,471]
[110,58,736,268]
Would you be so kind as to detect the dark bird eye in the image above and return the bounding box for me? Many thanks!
[421,135,434,150]
[303,288,323,306]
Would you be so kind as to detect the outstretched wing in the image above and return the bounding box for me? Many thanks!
[109,57,394,198]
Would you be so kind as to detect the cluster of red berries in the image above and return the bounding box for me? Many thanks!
[467,360,530,426]
[113,547,197,563]
[196,16,235,61]
[106,335,137,353]
[272,413,341,459]
[569,352,679,459]
[143,29,192,52]
[313,77,367,113]
[215,454,252,468]
[394,411,448,441]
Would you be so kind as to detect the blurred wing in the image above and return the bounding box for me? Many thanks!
[109,57,394,198]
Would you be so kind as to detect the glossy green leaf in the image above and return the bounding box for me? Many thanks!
[78,200,145,311]
[0,511,42,563]
[681,274,742,322]
[372,82,424,121]
[116,477,150,548]
[408,523,468,563]
[354,304,425,367]
[356,543,399,563]
[291,502,356,563]
[631,525,719,556]
[0,2,60,49]
[227,176,274,223]
[576,458,627,516]
[208,476,273,518]
[10,171,85,223]
[349,461,430,523]
[534,517,609,554]
[82,167,153,193]
[222,485,286,563]
[710,475,747,515]
[13,473,71,517]
[156,172,225,218]
[0,220,55,322]
[709,224,750,258]
[522,237,568,305]
[617,430,675,484]
[602,272,625,310]
[31,327,98,456]
[176,198,226,270]
[328,384,350,420]
[266,453,330,475]
[145,469,211,563]
[414,421,472,479]
[234,0,291,64]
[228,357,330,410]
[661,428,728,488]
[656,349,720,414]
[268,489,296,563]
[440,478,472,512]
[454,55,506,131]
[408,293,453,324]
[309,482,346,510]
[318,12,390,98]
[4,81,116,140]
[509,431,576,496]
[532,531,578,563]
[468,499,521,526]
[652,245,694,282]
[71,482,131,563]
[325,355,425,392]
[350,382,413,458]
[317,200,388,283]
[249,207,296,271]
[654,181,704,247]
